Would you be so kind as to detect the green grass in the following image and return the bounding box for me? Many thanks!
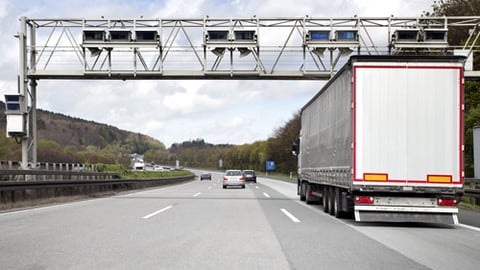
[459,200,480,212]
[122,170,193,179]
[258,171,297,182]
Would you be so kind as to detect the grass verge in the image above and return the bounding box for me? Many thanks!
[122,170,193,179]
[459,201,480,212]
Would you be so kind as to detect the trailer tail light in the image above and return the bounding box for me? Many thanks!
[355,196,374,204]
[437,198,457,206]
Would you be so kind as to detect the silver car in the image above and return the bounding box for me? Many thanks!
[223,170,245,189]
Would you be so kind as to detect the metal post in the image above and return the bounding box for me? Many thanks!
[329,48,334,76]
[28,79,37,166]
[230,48,233,76]
[473,126,480,179]
[22,17,38,168]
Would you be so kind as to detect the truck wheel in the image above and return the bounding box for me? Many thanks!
[333,188,342,218]
[322,187,329,213]
[305,184,313,205]
[299,182,306,201]
[328,188,335,216]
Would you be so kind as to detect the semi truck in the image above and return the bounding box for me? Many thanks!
[294,55,464,224]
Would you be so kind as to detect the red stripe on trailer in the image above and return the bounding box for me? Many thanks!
[352,64,463,185]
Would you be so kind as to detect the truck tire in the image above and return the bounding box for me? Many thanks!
[333,188,342,218]
[322,187,329,213]
[305,184,313,205]
[328,187,335,216]
[299,182,306,201]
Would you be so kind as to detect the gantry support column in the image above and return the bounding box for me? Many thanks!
[18,16,38,169]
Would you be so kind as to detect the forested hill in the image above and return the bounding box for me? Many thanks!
[0,101,165,163]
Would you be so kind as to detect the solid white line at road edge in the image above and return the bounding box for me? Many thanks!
[281,208,301,223]
[458,223,480,232]
[142,205,173,219]
[263,192,271,198]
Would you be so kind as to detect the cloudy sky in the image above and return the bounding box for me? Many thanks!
[0,0,434,147]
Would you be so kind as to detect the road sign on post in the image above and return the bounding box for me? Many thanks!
[266,161,275,176]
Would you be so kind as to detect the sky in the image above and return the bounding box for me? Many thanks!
[0,0,435,147]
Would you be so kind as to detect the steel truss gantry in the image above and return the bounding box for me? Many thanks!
[12,16,480,168]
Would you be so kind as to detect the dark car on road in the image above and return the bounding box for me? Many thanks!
[242,170,257,183]
[200,172,212,180]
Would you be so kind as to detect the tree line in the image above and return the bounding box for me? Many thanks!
[143,113,301,175]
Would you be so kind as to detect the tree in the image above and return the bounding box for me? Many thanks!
[425,0,480,67]
[0,130,21,161]
[425,0,480,176]
[266,113,301,174]
[426,0,480,16]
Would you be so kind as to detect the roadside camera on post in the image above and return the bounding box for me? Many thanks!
[4,94,27,141]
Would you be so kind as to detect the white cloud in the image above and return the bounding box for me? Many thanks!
[218,116,246,129]
[158,0,207,18]
[162,85,223,115]
[143,119,166,134]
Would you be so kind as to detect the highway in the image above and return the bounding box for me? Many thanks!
[1,171,479,270]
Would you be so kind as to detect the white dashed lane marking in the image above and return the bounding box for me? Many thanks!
[281,208,301,223]
[142,205,173,219]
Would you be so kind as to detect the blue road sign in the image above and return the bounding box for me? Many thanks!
[266,161,275,171]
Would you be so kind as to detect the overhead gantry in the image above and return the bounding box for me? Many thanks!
[7,16,480,168]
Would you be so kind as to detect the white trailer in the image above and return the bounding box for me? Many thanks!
[295,56,464,224]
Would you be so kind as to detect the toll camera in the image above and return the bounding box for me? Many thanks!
[4,94,27,138]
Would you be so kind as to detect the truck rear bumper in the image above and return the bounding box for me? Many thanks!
[354,205,459,224]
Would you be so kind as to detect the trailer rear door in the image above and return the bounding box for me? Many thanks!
[353,61,463,187]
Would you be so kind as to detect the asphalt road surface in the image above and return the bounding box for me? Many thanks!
[1,171,479,270]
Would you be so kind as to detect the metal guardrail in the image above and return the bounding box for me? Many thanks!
[0,173,194,208]
[0,169,120,181]
[0,160,96,171]
[464,178,480,198]
[463,179,480,207]
[0,175,193,191]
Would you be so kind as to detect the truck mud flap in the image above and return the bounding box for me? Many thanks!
[355,211,458,225]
